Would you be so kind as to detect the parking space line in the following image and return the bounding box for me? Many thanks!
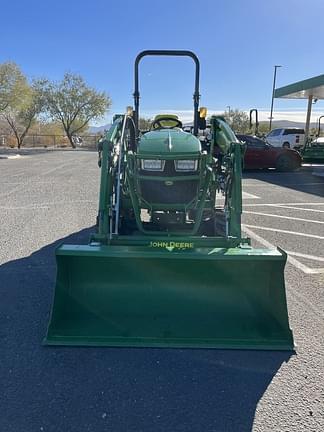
[244,182,324,187]
[286,251,324,262]
[243,224,324,240]
[0,185,23,198]
[9,172,25,177]
[218,191,260,200]
[244,202,324,207]
[272,205,324,213]
[244,211,324,224]
[242,226,324,275]
[242,191,260,199]
[41,163,71,176]
[0,206,49,210]
[0,199,97,211]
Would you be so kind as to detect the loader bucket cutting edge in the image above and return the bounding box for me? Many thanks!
[44,245,294,350]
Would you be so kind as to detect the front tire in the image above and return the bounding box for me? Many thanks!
[276,155,299,172]
[282,142,290,149]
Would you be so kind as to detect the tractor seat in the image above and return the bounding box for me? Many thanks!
[150,114,183,130]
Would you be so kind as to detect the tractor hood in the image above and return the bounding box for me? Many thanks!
[138,129,201,156]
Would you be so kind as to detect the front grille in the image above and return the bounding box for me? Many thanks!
[140,179,198,204]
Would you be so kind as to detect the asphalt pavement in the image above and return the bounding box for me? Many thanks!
[0,150,323,432]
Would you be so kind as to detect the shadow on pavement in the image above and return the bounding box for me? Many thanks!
[1,227,292,432]
[244,166,324,199]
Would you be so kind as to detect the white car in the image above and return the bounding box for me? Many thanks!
[265,128,305,149]
[311,136,324,146]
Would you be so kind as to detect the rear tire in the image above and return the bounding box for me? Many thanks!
[282,142,290,149]
[276,155,299,172]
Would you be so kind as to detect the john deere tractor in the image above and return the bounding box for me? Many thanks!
[45,50,294,350]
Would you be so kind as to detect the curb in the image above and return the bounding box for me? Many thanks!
[0,154,22,160]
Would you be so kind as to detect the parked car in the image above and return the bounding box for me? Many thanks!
[265,128,305,149]
[311,136,324,146]
[301,136,324,163]
[237,134,302,171]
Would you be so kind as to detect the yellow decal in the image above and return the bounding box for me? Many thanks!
[150,241,194,250]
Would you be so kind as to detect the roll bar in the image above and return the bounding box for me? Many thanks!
[133,50,200,136]
[317,115,324,137]
[249,109,259,136]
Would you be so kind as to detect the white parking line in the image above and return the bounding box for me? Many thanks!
[267,205,324,213]
[242,225,324,275]
[244,211,324,224]
[242,191,260,199]
[0,185,22,198]
[286,251,324,262]
[9,172,25,177]
[244,202,324,207]
[0,199,97,211]
[218,191,260,200]
[244,224,324,240]
[41,163,71,176]
[0,206,49,210]
[244,182,324,187]
[313,170,324,178]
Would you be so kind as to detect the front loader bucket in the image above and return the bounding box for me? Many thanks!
[45,244,294,350]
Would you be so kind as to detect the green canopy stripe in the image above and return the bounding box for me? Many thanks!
[275,74,324,99]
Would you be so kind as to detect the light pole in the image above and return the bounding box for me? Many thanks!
[269,65,282,131]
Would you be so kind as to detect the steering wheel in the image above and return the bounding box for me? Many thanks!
[150,117,183,130]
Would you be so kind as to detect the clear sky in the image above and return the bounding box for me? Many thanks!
[1,0,324,125]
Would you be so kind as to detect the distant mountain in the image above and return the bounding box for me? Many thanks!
[89,124,111,133]
[88,120,317,134]
[260,120,317,129]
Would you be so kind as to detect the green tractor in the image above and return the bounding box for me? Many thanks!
[300,115,324,163]
[45,50,294,350]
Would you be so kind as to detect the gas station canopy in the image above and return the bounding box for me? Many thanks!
[274,74,324,144]
[275,74,324,99]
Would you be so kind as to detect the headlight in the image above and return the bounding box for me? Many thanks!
[174,160,198,172]
[141,159,165,171]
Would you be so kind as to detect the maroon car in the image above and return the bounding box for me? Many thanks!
[237,134,301,171]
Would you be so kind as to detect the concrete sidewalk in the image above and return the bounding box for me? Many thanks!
[0,153,22,159]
